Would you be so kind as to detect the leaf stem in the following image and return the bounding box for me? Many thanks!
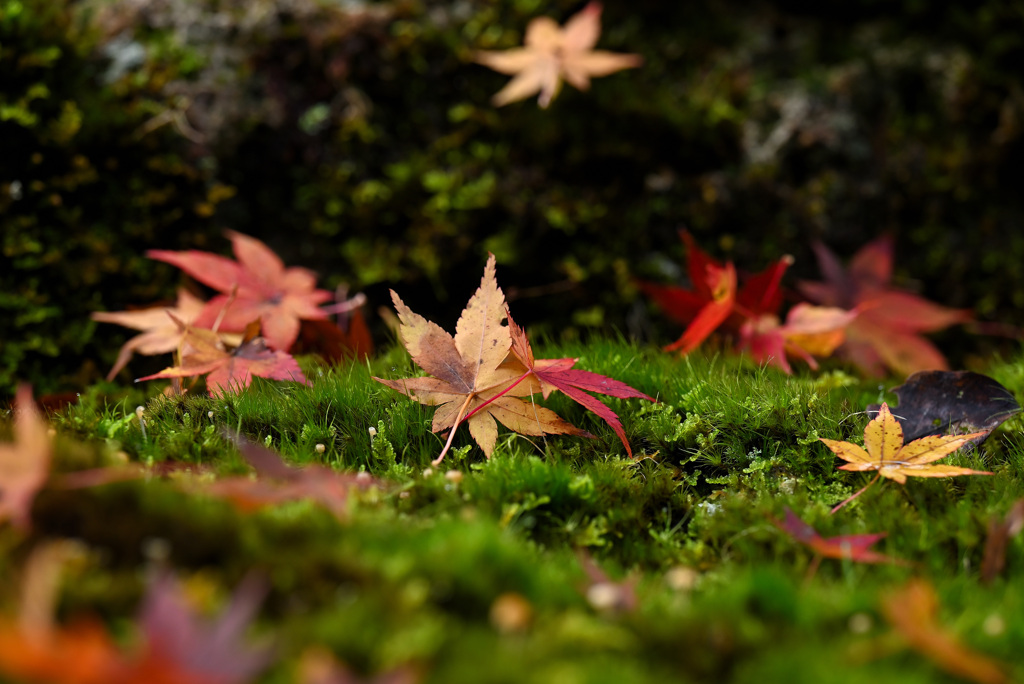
[463,371,532,422]
[433,392,475,466]
[830,472,881,514]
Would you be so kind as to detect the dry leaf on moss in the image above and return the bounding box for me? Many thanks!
[475,1,641,107]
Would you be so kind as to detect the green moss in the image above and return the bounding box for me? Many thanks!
[5,338,1017,681]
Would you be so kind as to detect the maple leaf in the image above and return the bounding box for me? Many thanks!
[867,370,1020,444]
[475,1,642,108]
[641,232,850,372]
[774,507,896,563]
[820,402,992,512]
[0,543,272,684]
[91,288,244,381]
[293,288,374,362]
[148,231,331,351]
[0,619,131,684]
[137,317,309,397]
[505,307,653,457]
[980,499,1024,585]
[202,432,378,519]
[772,507,902,580]
[136,569,274,684]
[0,385,51,531]
[798,235,972,376]
[882,579,1008,684]
[374,254,586,464]
[739,303,858,374]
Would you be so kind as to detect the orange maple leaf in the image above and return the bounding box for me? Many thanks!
[137,318,308,396]
[375,254,586,464]
[0,385,51,531]
[821,402,991,512]
[475,1,642,108]
[882,579,1008,684]
[148,231,331,351]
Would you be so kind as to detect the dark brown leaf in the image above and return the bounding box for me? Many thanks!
[871,370,1020,445]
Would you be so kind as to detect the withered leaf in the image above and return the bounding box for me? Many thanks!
[375,254,585,463]
[475,1,642,108]
[136,316,309,397]
[870,370,1020,445]
[882,579,1008,684]
[980,499,1024,585]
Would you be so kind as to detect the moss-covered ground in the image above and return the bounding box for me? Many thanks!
[5,339,1024,683]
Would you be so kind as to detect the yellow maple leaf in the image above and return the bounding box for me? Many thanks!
[821,402,992,511]
[475,2,642,108]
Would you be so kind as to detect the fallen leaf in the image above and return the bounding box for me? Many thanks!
[148,231,332,351]
[202,432,378,519]
[799,236,972,376]
[294,305,373,364]
[882,579,1008,684]
[374,254,586,463]
[869,370,1020,444]
[505,307,653,456]
[641,232,847,373]
[980,499,1024,585]
[821,402,991,512]
[136,569,273,684]
[91,289,210,380]
[475,1,642,107]
[0,619,130,684]
[0,547,272,684]
[136,317,309,397]
[772,507,901,581]
[0,385,51,531]
[739,303,858,374]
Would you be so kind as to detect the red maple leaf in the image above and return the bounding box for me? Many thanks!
[798,236,972,376]
[148,231,331,351]
[502,307,654,457]
[773,507,902,579]
[136,318,308,396]
[774,507,896,563]
[641,232,852,372]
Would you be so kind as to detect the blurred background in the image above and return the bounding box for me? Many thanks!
[3,0,1024,395]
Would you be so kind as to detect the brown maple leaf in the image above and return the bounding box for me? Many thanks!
[475,1,642,108]
[137,317,309,397]
[821,402,991,512]
[798,235,972,376]
[148,231,332,352]
[0,385,51,531]
[882,579,1008,684]
[374,254,586,464]
[91,288,225,380]
[504,307,653,457]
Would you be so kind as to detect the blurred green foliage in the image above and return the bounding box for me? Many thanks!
[4,0,1024,394]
